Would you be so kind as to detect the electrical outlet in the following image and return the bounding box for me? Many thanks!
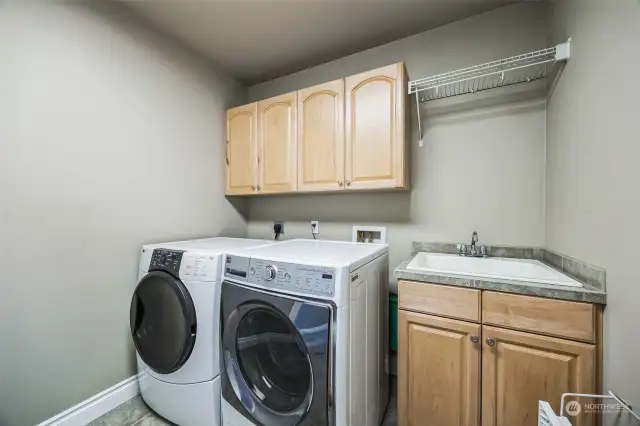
[310,220,319,234]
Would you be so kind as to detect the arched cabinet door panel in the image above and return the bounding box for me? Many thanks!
[257,92,298,194]
[226,103,258,195]
[297,79,345,192]
[345,63,407,190]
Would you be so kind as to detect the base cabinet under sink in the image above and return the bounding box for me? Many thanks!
[481,325,595,426]
[398,311,481,426]
[397,280,602,426]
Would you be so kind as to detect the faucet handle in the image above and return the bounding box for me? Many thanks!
[480,245,488,256]
[459,244,467,256]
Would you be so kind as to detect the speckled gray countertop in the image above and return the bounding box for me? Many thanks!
[394,248,607,304]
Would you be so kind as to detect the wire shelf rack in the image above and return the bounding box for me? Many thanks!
[413,62,548,102]
[408,40,570,144]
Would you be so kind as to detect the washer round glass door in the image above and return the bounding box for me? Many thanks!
[234,304,312,414]
[129,271,197,374]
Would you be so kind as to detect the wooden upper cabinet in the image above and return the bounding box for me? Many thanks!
[257,92,297,194]
[226,103,257,195]
[297,79,345,192]
[225,63,409,195]
[345,63,407,190]
[482,325,596,426]
[398,310,481,426]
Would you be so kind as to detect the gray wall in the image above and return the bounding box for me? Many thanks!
[546,0,640,422]
[246,2,548,288]
[0,2,246,425]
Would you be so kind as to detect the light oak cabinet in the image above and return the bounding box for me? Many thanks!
[398,281,603,426]
[226,103,257,195]
[297,79,344,192]
[257,92,298,194]
[398,310,480,426]
[345,62,407,189]
[482,326,595,426]
[225,63,408,195]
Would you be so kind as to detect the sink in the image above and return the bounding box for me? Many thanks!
[406,252,582,287]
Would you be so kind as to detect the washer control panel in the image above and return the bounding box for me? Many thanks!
[249,259,336,297]
[149,249,184,276]
[223,255,336,297]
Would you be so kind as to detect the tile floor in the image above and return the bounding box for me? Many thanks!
[89,377,398,426]
[87,396,168,426]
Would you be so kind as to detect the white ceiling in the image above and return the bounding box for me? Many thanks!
[122,0,517,85]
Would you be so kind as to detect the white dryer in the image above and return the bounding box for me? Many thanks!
[220,239,389,426]
[130,237,272,426]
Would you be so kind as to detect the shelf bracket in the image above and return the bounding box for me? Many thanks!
[415,93,423,147]
[555,38,571,61]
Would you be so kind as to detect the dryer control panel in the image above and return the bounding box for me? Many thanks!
[180,254,218,280]
[224,255,335,297]
[149,249,184,276]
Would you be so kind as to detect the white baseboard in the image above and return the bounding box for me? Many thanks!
[36,374,141,426]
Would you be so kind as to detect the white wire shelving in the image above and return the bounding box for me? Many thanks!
[408,39,571,144]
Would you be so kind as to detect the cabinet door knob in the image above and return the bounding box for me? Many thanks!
[486,337,496,347]
[470,336,479,344]
[346,180,351,186]
[257,185,261,191]
[251,185,256,191]
[338,181,343,186]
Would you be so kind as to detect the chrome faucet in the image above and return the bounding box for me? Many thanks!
[470,231,478,256]
[458,231,487,257]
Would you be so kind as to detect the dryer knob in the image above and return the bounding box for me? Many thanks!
[265,265,277,281]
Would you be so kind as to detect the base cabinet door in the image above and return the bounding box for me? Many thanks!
[257,92,297,194]
[226,103,257,195]
[481,325,596,426]
[345,63,406,190]
[297,79,345,192]
[398,310,481,426]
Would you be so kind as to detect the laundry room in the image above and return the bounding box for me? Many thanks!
[0,1,638,426]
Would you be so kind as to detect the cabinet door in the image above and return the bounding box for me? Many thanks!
[482,325,596,426]
[297,79,345,192]
[226,103,257,195]
[398,310,481,426]
[257,92,297,194]
[345,62,406,190]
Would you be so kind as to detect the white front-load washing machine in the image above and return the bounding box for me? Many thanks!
[130,237,272,426]
[220,239,389,426]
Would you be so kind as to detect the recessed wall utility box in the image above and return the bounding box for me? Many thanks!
[352,225,386,244]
